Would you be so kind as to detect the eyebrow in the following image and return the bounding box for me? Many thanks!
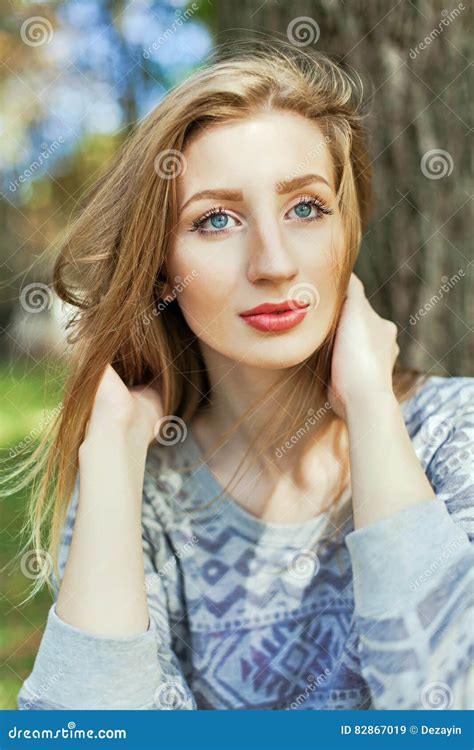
[179,173,333,213]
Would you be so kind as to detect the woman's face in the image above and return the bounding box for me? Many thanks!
[165,110,345,369]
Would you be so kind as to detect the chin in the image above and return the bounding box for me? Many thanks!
[230,337,322,370]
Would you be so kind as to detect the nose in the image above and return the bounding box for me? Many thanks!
[246,219,299,284]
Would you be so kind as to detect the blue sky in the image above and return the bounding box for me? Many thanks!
[1,0,213,198]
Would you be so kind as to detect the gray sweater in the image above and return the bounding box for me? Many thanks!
[17,375,474,710]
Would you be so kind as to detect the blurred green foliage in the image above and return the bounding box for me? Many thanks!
[0,359,66,709]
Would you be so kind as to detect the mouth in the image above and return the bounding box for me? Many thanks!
[239,300,310,333]
[240,300,309,316]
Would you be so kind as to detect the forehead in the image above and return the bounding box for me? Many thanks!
[179,110,335,195]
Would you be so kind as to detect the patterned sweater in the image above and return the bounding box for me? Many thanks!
[17,375,474,710]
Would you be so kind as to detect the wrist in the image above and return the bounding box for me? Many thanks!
[345,386,399,426]
[79,422,150,462]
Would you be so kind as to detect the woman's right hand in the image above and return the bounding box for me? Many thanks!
[84,364,165,448]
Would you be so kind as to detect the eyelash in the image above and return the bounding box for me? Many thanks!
[189,194,334,236]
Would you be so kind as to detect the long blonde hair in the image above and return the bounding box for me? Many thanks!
[4,38,427,601]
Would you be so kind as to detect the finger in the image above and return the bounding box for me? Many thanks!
[386,320,398,337]
[347,272,365,296]
[393,341,400,364]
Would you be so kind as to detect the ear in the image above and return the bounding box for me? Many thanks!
[161,279,174,300]
[155,272,173,300]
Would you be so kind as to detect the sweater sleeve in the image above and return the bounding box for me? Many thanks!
[17,468,197,710]
[345,384,474,710]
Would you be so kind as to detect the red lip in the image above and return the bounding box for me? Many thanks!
[240,300,309,316]
[239,300,311,333]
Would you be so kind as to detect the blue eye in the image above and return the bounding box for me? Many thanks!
[288,197,333,222]
[294,202,313,219]
[209,213,228,229]
[190,207,238,235]
[190,195,333,236]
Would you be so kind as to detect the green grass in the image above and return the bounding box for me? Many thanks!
[0,358,67,709]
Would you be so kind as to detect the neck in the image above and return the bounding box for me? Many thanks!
[194,342,330,468]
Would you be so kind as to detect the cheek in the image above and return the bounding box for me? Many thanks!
[328,223,346,264]
[168,250,236,335]
[297,235,342,326]
[314,225,343,271]
[291,221,343,276]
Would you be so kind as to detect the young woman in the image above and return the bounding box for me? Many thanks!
[16,41,473,711]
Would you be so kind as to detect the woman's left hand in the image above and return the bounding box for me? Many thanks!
[327,273,400,421]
